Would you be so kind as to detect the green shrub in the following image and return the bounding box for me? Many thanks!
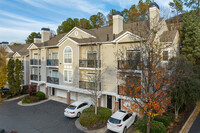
[151,121,166,133]
[35,91,45,100]
[22,96,40,103]
[22,97,32,103]
[79,107,112,128]
[136,118,166,133]
[154,115,171,127]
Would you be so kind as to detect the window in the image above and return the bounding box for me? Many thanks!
[163,51,168,61]
[123,114,130,121]
[87,73,96,82]
[126,50,140,60]
[64,47,72,63]
[64,70,73,83]
[52,70,59,78]
[87,51,97,67]
[32,68,38,75]
[52,52,58,59]
[33,53,38,59]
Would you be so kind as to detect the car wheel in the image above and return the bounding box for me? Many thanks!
[134,115,138,123]
[90,105,93,107]
[123,127,127,133]
[77,112,81,117]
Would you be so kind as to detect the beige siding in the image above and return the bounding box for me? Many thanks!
[58,39,79,87]
[68,29,92,39]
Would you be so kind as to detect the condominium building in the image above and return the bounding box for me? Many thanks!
[27,2,180,111]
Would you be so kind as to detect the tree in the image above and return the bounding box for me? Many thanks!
[168,56,200,119]
[7,59,15,96]
[169,0,183,27]
[121,9,129,23]
[25,32,41,44]
[118,20,171,133]
[184,0,200,15]
[15,59,23,94]
[128,4,140,22]
[57,18,76,34]
[107,9,117,26]
[181,11,200,65]
[0,47,7,101]
[90,12,106,28]
[82,44,101,115]
[79,18,92,29]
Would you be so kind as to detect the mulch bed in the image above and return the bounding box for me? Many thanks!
[87,119,106,130]
[167,104,195,133]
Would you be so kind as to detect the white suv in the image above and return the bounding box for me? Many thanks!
[107,110,138,133]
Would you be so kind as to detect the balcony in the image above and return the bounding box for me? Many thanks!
[47,59,59,66]
[30,74,41,81]
[30,59,41,65]
[47,76,59,84]
[79,81,101,90]
[79,60,101,68]
[118,60,141,70]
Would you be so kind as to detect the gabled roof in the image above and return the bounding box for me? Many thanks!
[8,44,24,53]
[33,33,66,48]
[7,44,30,57]
[160,30,178,42]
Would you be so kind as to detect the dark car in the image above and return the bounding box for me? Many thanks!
[1,88,9,93]
[0,128,6,133]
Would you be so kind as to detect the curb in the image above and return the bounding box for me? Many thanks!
[180,102,200,133]
[75,118,107,133]
[17,99,49,106]
[75,118,87,133]
[5,94,28,102]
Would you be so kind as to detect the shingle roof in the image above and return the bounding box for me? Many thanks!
[8,44,24,53]
[160,30,178,42]
[18,44,31,56]
[34,33,66,47]
[71,21,150,44]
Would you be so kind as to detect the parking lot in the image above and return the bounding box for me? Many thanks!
[0,99,83,133]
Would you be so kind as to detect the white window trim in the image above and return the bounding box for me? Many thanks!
[63,69,73,84]
[51,69,59,78]
[63,46,73,64]
[87,51,97,60]
[51,52,58,59]
[33,52,38,59]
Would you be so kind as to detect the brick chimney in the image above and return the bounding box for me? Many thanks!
[41,28,50,43]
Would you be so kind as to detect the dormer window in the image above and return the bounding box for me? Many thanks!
[64,46,72,64]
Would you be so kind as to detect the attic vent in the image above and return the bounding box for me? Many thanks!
[113,34,115,40]
[107,34,109,41]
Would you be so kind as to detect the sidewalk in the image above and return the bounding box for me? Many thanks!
[180,101,200,133]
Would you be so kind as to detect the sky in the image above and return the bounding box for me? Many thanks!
[0,0,173,43]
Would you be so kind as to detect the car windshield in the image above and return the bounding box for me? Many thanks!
[67,105,76,110]
[109,117,121,124]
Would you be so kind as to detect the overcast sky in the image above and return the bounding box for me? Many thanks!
[0,0,173,43]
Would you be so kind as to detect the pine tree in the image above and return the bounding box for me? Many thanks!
[15,59,23,94]
[0,47,7,101]
[7,59,16,96]
[181,11,200,65]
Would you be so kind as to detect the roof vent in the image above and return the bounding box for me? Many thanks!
[2,42,9,44]
[34,36,41,39]
[113,34,115,40]
[149,2,160,9]
[107,34,109,41]
[41,28,50,31]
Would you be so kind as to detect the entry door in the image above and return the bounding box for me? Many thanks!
[107,95,112,109]
[52,88,55,96]
[119,99,121,110]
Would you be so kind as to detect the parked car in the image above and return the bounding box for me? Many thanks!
[1,88,9,93]
[107,110,139,133]
[0,128,6,133]
[64,101,93,118]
